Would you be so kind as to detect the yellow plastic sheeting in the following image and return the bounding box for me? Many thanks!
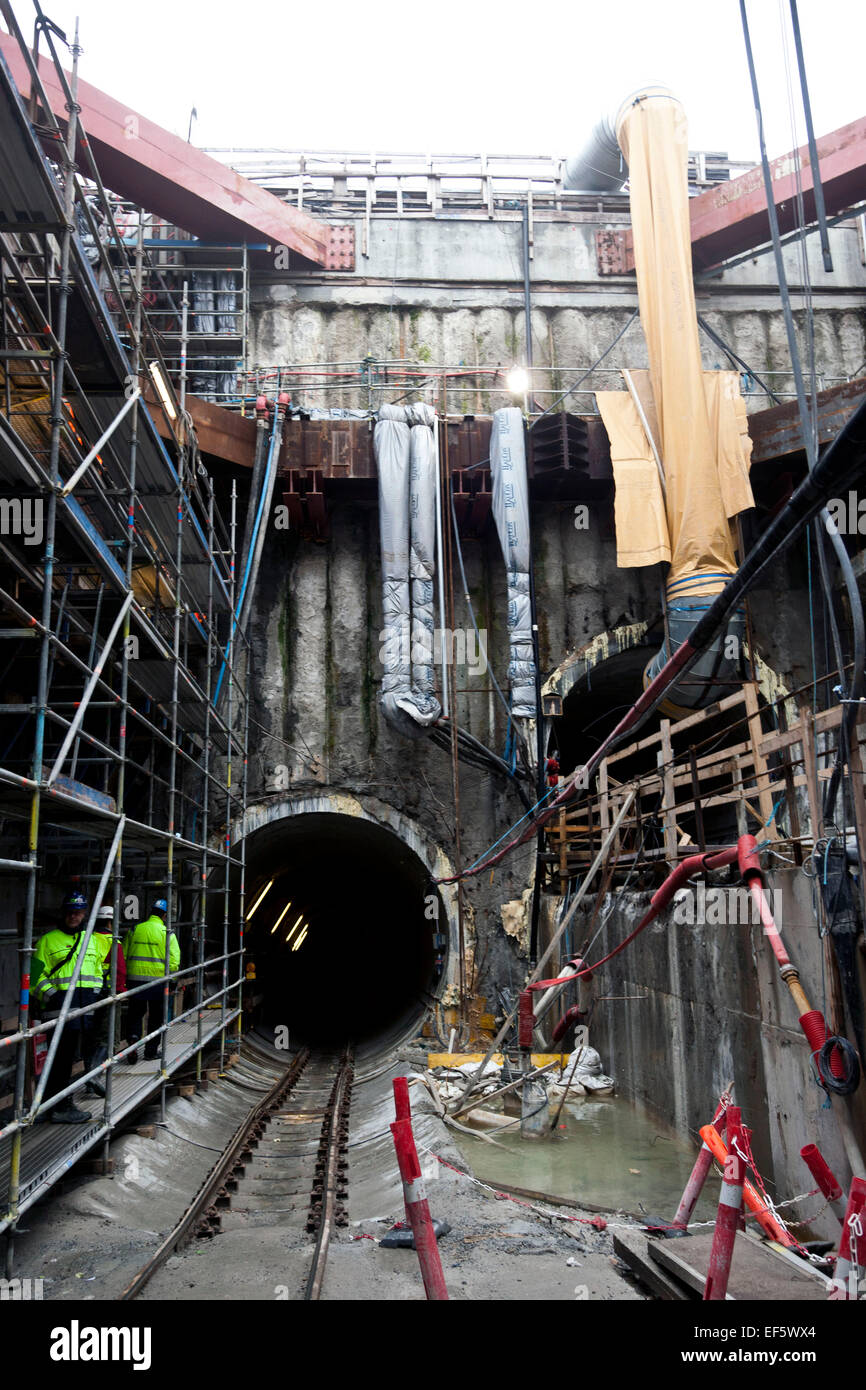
[427,1053,572,1069]
[596,390,670,568]
[704,370,755,521]
[616,91,738,584]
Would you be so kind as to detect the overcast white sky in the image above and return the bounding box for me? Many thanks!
[17,0,866,163]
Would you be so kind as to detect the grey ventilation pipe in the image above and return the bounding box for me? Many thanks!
[563,84,672,192]
[643,600,747,712]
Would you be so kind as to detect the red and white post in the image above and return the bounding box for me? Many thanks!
[829,1176,866,1300]
[672,1095,729,1232]
[800,1143,847,1228]
[390,1078,449,1301]
[704,1105,745,1301]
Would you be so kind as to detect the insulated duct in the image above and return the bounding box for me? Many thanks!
[563,85,668,192]
[375,403,442,734]
[490,407,537,719]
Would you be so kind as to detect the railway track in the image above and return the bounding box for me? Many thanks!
[119,1041,355,1302]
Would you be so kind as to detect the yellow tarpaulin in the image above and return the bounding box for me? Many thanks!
[596,390,670,568]
[615,91,746,586]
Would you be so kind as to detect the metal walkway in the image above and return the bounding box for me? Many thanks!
[0,1008,240,1236]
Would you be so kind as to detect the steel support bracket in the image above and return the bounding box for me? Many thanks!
[323,224,355,271]
[596,228,633,276]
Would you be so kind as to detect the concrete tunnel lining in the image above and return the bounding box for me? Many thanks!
[233,794,461,1049]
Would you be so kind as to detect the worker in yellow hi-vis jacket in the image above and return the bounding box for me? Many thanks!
[123,899,179,1065]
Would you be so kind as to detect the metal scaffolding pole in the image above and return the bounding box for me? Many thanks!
[4,22,80,1276]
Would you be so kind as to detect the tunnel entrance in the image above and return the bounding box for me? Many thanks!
[239,811,446,1048]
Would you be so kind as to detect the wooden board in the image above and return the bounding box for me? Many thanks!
[650,1230,830,1300]
[613,1228,696,1301]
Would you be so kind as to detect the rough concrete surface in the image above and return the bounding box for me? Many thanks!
[9,1040,643,1303]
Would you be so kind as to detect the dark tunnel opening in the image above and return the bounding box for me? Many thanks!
[237,813,444,1048]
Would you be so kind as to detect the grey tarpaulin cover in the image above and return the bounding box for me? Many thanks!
[490,407,537,718]
[374,403,441,733]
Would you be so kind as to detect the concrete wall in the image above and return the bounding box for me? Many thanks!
[250,212,866,413]
[586,870,866,1240]
[242,486,821,1036]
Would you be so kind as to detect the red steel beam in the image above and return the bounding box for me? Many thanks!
[601,117,866,273]
[747,376,866,463]
[146,385,257,469]
[687,116,866,269]
[0,32,353,269]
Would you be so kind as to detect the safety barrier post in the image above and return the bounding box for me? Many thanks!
[390,1081,449,1301]
[829,1176,866,1300]
[704,1106,745,1301]
[699,1122,796,1247]
[672,1095,729,1231]
[800,1143,847,1228]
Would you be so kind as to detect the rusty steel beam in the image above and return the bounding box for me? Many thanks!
[598,116,866,274]
[146,385,257,468]
[0,34,353,270]
[747,377,866,464]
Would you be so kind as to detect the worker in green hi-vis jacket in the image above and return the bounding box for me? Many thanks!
[123,899,179,1065]
[31,889,103,1124]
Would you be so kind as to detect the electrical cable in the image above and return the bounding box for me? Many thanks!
[533,311,640,422]
[815,1037,860,1096]
[739,0,865,838]
[696,315,781,404]
[448,485,511,722]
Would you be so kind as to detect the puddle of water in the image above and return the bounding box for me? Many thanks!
[452,1094,718,1223]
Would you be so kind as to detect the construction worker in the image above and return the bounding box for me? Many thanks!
[82,904,127,1097]
[31,890,103,1123]
[123,899,179,1064]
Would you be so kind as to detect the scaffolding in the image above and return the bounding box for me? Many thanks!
[0,6,249,1264]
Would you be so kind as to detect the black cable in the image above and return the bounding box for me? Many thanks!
[816,1037,860,1096]
[696,315,781,404]
[740,0,865,834]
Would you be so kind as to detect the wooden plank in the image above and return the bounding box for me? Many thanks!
[846,735,866,863]
[798,703,822,842]
[558,807,568,896]
[613,1228,694,1301]
[659,720,678,869]
[759,702,846,757]
[598,761,610,840]
[649,1230,830,1300]
[775,702,803,864]
[744,682,777,838]
[689,746,706,851]
[605,689,747,767]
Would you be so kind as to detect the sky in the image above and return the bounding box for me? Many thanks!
[14,0,866,164]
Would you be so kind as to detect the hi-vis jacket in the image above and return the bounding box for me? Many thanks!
[31,930,103,1010]
[123,915,180,983]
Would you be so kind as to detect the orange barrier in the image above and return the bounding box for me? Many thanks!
[699,1123,796,1248]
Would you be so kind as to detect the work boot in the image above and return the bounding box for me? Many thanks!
[85,1045,108,1096]
[50,1101,91,1124]
[125,1037,140,1065]
[143,1045,159,1062]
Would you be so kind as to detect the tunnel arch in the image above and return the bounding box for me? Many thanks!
[232,793,460,1048]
